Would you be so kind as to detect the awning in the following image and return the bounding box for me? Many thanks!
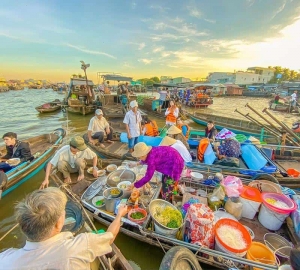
[70,79,94,86]
[153,83,177,87]
[101,74,133,82]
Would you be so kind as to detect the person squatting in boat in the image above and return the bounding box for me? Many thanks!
[141,116,159,137]
[40,136,98,187]
[85,109,114,148]
[128,142,184,201]
[160,136,192,163]
[0,187,128,270]
[0,132,34,172]
[215,128,241,159]
[167,125,190,150]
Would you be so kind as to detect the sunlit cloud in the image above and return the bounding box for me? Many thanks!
[153,46,164,53]
[270,0,287,20]
[138,58,152,64]
[65,43,117,59]
[149,5,170,12]
[187,6,202,18]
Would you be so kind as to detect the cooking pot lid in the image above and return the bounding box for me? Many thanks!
[240,185,262,202]
[83,177,106,201]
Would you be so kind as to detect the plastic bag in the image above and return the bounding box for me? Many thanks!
[211,186,225,200]
[183,203,215,248]
[221,176,243,197]
[225,198,243,220]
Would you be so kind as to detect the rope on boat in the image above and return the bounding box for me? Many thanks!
[0,223,19,242]
[154,236,167,254]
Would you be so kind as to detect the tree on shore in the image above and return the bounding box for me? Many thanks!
[137,77,160,86]
[268,66,300,83]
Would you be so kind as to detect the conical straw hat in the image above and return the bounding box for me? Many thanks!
[160,136,177,146]
[132,142,152,157]
[167,125,182,135]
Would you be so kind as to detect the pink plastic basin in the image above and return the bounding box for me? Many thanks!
[261,192,297,214]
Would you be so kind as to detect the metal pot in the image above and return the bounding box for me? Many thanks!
[103,188,123,213]
[107,169,136,187]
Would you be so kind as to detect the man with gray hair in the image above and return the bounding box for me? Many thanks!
[0,187,128,269]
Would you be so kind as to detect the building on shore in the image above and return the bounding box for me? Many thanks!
[160,76,191,84]
[208,67,274,85]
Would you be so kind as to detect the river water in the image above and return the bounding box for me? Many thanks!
[0,89,299,269]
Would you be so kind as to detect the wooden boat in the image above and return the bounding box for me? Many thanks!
[187,111,278,143]
[50,162,298,270]
[35,99,62,113]
[100,94,147,119]
[66,78,97,115]
[137,95,187,120]
[51,176,134,270]
[269,100,299,113]
[0,128,65,198]
[242,90,272,97]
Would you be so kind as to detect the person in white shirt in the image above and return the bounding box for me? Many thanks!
[40,136,98,187]
[123,100,142,153]
[0,187,128,270]
[86,109,113,148]
[291,91,298,107]
[160,136,192,163]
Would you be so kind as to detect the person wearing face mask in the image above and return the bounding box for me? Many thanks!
[165,100,179,128]
[40,136,98,188]
[0,132,34,172]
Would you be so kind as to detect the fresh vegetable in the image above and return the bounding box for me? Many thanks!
[130,212,145,219]
[96,200,104,206]
[166,220,178,228]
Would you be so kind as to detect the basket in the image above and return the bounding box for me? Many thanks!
[149,199,183,236]
[248,180,282,194]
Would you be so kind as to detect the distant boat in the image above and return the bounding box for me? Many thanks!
[35,99,61,113]
[242,90,272,97]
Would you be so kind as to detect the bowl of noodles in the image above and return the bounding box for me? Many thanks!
[149,199,183,237]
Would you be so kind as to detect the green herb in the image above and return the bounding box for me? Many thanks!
[130,212,145,219]
[166,220,178,228]
[96,200,104,206]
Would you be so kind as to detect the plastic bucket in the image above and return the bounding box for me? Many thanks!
[215,237,247,257]
[246,242,277,270]
[240,197,261,219]
[258,204,289,230]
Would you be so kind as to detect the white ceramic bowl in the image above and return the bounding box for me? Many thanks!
[92,196,105,208]
[107,164,117,173]
[190,172,203,181]
[117,181,132,198]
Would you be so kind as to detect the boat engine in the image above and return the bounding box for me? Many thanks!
[0,171,8,199]
[292,122,300,133]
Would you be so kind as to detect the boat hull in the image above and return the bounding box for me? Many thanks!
[1,129,65,197]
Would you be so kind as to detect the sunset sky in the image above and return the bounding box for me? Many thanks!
[0,0,300,82]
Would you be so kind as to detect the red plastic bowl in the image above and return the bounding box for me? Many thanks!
[128,208,147,224]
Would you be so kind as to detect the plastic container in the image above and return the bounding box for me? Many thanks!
[240,186,262,219]
[215,237,247,257]
[287,168,300,177]
[128,208,147,224]
[214,219,252,254]
[117,181,132,199]
[261,193,297,214]
[246,242,277,270]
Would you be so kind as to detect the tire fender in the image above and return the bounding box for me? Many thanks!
[159,246,202,270]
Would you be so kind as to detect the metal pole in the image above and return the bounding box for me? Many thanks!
[262,108,300,143]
